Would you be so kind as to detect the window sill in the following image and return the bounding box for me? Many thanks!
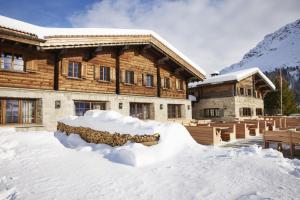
[66,77,84,80]
[97,80,112,83]
[0,124,44,128]
[123,83,135,86]
[162,88,171,90]
[0,69,27,74]
[145,86,155,88]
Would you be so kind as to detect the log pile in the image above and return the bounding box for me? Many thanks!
[57,122,160,147]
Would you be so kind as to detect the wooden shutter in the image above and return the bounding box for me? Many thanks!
[183,80,186,91]
[110,67,115,82]
[81,62,88,79]
[35,99,43,124]
[142,73,146,86]
[161,77,165,88]
[153,74,157,87]
[175,79,179,90]
[61,59,69,77]
[239,108,243,117]
[94,65,100,80]
[134,71,137,85]
[121,70,126,83]
[26,57,38,72]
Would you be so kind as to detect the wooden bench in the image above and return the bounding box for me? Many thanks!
[209,123,236,142]
[286,117,300,129]
[244,120,260,136]
[185,126,222,145]
[263,129,300,156]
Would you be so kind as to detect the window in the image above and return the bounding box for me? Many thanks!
[74,101,106,116]
[176,79,184,90]
[130,103,152,120]
[240,107,252,117]
[68,61,81,78]
[204,108,221,117]
[247,89,252,96]
[163,77,170,89]
[1,52,24,71]
[240,88,245,95]
[0,98,37,125]
[100,66,110,81]
[256,108,263,116]
[146,74,153,87]
[168,104,182,118]
[125,70,134,84]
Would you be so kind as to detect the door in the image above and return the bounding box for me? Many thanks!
[6,99,19,123]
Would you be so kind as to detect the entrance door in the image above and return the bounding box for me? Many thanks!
[6,99,19,123]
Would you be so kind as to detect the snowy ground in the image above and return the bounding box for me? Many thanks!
[1,129,300,200]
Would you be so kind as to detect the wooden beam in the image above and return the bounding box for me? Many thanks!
[157,65,161,97]
[54,51,60,91]
[121,45,130,53]
[115,47,121,95]
[157,56,169,65]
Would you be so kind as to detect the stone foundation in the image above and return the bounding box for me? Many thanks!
[57,122,160,147]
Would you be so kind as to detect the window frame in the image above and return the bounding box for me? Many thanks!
[167,104,182,118]
[125,70,134,84]
[256,108,263,116]
[204,108,221,118]
[0,98,37,125]
[163,77,170,89]
[241,107,252,117]
[74,100,106,116]
[146,74,153,87]
[100,66,111,81]
[68,61,81,78]
[0,51,25,72]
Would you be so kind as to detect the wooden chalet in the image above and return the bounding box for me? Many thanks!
[189,68,276,120]
[0,16,205,131]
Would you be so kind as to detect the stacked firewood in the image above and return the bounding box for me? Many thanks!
[57,122,160,147]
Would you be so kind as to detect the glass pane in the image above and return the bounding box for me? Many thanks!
[3,53,12,70]
[68,63,73,77]
[6,100,19,123]
[22,100,35,124]
[13,54,24,71]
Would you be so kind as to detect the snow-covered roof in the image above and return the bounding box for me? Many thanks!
[0,15,206,78]
[189,67,276,90]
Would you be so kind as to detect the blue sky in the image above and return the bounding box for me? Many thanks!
[0,0,98,27]
[0,0,299,73]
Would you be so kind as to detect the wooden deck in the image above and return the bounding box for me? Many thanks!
[185,116,300,146]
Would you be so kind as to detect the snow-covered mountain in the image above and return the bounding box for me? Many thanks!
[221,19,300,104]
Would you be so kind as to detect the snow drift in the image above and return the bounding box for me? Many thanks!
[57,110,197,167]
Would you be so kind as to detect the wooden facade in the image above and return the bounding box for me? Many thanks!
[0,40,192,99]
[192,75,265,100]
[0,20,205,128]
[0,42,54,90]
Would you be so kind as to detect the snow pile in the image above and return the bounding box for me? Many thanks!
[58,110,197,167]
[189,67,275,90]
[1,129,300,199]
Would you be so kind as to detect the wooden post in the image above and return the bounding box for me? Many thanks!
[157,65,161,97]
[185,79,189,99]
[54,51,59,91]
[115,48,121,95]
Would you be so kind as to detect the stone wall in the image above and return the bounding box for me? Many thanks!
[192,96,264,121]
[235,96,264,119]
[57,122,159,146]
[192,97,236,120]
[0,87,192,131]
